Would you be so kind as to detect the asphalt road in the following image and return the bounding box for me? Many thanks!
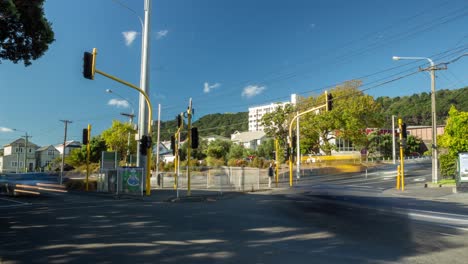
[1,159,468,264]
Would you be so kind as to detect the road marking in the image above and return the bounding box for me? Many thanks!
[0,197,31,208]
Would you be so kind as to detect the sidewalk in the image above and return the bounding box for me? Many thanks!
[383,182,468,205]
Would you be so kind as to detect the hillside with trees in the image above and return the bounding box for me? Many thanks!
[156,86,467,142]
[377,86,468,126]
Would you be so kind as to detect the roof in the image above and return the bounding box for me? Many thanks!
[36,145,59,152]
[202,135,230,141]
[55,140,82,148]
[231,131,266,143]
[3,138,39,148]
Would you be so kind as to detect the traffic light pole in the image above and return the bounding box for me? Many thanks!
[275,138,279,187]
[288,103,327,186]
[397,118,405,191]
[94,69,154,196]
[85,124,91,191]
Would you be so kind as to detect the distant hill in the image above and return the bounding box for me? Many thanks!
[377,86,468,126]
[158,112,248,141]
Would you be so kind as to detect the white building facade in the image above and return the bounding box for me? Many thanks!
[248,94,297,132]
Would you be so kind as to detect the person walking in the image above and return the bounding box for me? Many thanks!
[268,163,274,188]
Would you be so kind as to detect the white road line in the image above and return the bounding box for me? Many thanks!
[0,197,30,205]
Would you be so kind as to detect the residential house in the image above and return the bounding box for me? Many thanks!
[54,140,82,156]
[0,138,39,173]
[231,131,266,150]
[35,145,60,170]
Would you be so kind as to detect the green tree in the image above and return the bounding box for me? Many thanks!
[0,0,55,66]
[261,103,295,148]
[438,106,468,178]
[228,143,244,160]
[299,80,383,155]
[101,120,136,161]
[257,139,275,159]
[205,139,232,161]
[66,135,107,167]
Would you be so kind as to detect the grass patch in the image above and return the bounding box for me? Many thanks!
[438,178,456,185]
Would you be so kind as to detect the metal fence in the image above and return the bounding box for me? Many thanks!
[152,166,273,193]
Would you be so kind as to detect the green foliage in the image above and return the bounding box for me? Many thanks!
[205,139,232,160]
[378,87,468,126]
[439,106,468,156]
[228,144,245,160]
[261,104,295,148]
[257,139,275,159]
[66,135,107,167]
[101,120,136,161]
[0,0,55,66]
[206,157,225,167]
[440,153,456,179]
[405,135,423,155]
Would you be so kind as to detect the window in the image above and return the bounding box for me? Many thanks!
[12,161,18,167]
[29,148,32,153]
[336,138,356,152]
[48,150,55,156]
[19,161,23,167]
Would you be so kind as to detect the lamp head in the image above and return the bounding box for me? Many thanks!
[392,56,401,61]
[105,89,112,93]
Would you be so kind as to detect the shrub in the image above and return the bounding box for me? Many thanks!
[439,153,456,179]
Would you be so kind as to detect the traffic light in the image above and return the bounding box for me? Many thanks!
[139,135,148,156]
[401,123,407,139]
[191,127,199,149]
[326,92,333,111]
[170,135,176,155]
[176,115,182,128]
[284,147,290,160]
[292,135,297,153]
[83,48,96,80]
[82,129,89,145]
[146,136,152,149]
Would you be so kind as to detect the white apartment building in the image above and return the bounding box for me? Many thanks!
[248,94,297,132]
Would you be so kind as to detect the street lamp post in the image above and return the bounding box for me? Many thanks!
[392,56,438,183]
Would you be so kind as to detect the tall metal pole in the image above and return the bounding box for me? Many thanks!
[392,115,396,164]
[187,99,193,196]
[155,104,161,187]
[429,61,438,184]
[296,113,300,179]
[60,120,72,184]
[137,0,152,167]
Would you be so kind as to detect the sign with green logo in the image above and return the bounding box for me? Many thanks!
[121,168,143,194]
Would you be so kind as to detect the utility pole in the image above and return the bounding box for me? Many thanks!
[187,99,193,196]
[21,132,31,172]
[60,120,72,184]
[275,138,279,187]
[137,0,152,168]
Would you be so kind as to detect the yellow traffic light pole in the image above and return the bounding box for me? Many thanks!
[397,118,405,191]
[275,138,279,187]
[86,48,154,196]
[288,103,328,186]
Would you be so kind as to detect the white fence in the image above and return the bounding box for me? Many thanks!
[152,166,273,192]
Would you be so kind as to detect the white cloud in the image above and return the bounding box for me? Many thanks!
[108,99,130,108]
[0,127,14,132]
[156,30,169,39]
[242,85,266,98]
[122,31,139,46]
[203,82,221,93]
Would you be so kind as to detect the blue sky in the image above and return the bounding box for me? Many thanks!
[1,0,467,147]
